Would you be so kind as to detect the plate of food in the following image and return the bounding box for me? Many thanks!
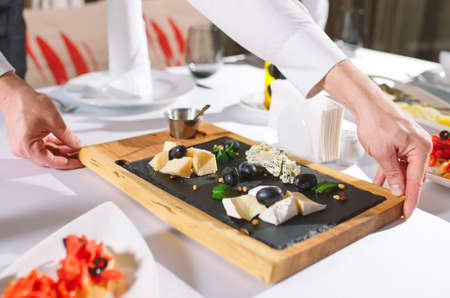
[416,67,450,93]
[427,130,450,188]
[62,70,195,109]
[79,122,402,283]
[370,75,450,133]
[0,202,158,298]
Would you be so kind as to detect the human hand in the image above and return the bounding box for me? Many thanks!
[321,60,432,219]
[0,72,83,169]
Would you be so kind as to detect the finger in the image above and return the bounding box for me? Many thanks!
[373,166,386,186]
[43,136,64,146]
[52,123,84,150]
[29,139,83,170]
[44,142,79,155]
[403,152,429,219]
[376,149,406,196]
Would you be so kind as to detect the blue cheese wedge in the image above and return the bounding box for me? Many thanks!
[289,191,327,216]
[258,196,299,226]
[186,148,217,176]
[246,143,301,183]
[222,194,267,221]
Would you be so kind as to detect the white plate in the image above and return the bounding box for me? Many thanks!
[416,68,450,93]
[63,70,194,108]
[0,202,159,298]
[427,170,450,188]
[240,91,269,115]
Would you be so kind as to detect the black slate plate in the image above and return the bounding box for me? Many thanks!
[119,137,386,250]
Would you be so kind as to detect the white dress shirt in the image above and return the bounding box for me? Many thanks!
[0,51,14,77]
[188,0,346,97]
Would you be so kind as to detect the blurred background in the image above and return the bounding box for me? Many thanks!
[18,0,450,88]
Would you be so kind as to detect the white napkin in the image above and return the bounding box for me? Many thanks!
[66,0,152,101]
[269,80,343,163]
[439,51,450,83]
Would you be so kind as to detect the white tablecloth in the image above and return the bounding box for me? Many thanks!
[1,48,449,297]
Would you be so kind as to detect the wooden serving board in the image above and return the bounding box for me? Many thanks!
[79,122,404,283]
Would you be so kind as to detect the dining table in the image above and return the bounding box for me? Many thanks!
[1,47,450,298]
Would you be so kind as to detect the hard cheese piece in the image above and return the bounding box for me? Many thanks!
[163,141,177,152]
[258,196,299,226]
[160,157,193,178]
[187,148,217,176]
[149,151,169,171]
[291,191,327,216]
[222,194,267,221]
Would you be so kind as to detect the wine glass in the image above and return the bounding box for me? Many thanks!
[185,24,224,83]
[334,8,365,57]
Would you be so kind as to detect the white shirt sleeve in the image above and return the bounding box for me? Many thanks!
[0,51,14,76]
[188,0,346,97]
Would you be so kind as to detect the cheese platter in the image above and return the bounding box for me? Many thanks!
[79,122,404,283]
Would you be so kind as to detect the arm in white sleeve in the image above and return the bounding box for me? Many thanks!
[0,51,14,76]
[188,0,346,97]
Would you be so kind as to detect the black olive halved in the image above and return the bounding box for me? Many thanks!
[238,161,257,180]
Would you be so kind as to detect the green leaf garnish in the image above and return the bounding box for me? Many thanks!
[314,182,338,194]
[225,146,236,159]
[212,184,240,200]
[214,148,229,163]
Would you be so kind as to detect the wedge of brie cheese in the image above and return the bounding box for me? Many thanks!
[159,156,193,178]
[290,191,327,216]
[186,148,217,176]
[149,151,169,171]
[163,141,177,152]
[222,194,267,221]
[258,196,299,226]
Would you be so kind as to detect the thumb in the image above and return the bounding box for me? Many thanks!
[52,123,84,149]
[376,150,406,196]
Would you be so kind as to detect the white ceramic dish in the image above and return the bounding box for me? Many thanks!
[240,91,269,115]
[0,202,159,297]
[416,68,450,93]
[427,169,450,189]
[63,70,194,108]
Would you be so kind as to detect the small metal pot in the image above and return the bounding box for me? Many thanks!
[164,108,201,139]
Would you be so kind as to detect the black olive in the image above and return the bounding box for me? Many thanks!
[440,130,449,140]
[224,139,240,152]
[93,257,108,270]
[89,267,102,276]
[256,186,283,207]
[222,166,238,177]
[224,171,239,186]
[293,174,318,192]
[63,237,67,249]
[169,145,187,160]
[238,162,257,180]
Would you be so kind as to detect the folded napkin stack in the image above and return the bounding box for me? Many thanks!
[440,51,450,84]
[269,80,343,163]
[66,0,152,101]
